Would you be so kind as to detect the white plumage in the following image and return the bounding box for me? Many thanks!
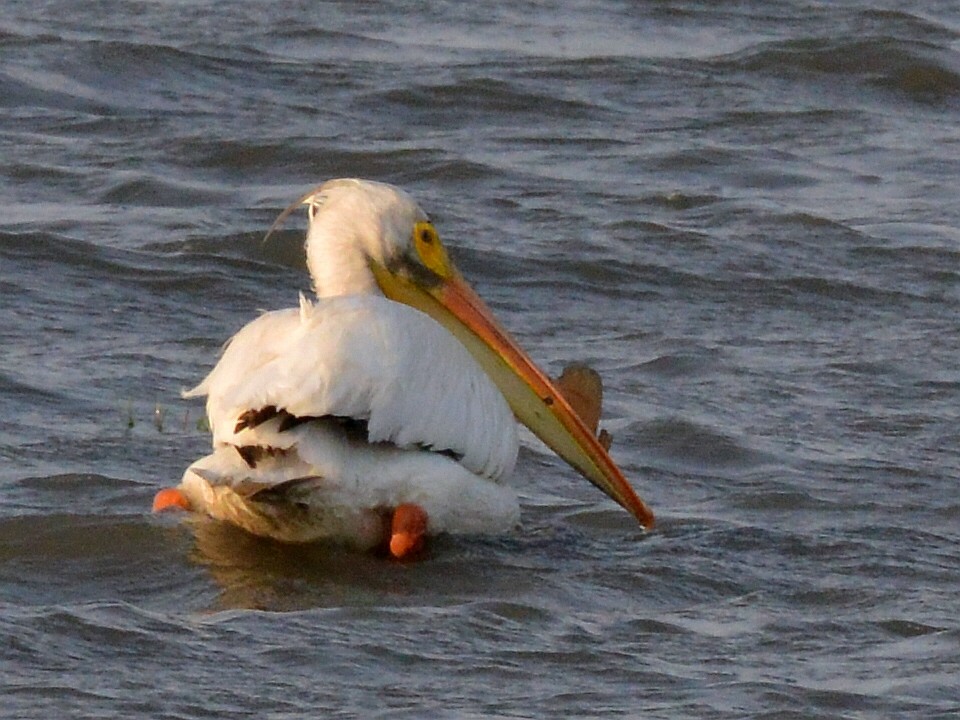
[162,178,654,552]
[190,293,518,480]
[173,180,522,548]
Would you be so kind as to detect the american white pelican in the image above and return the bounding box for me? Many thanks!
[154,179,654,557]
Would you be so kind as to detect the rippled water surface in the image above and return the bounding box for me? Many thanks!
[2,1,959,717]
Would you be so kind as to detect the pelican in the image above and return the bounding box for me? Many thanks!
[154,179,654,557]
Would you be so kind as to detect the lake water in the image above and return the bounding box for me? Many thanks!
[2,1,959,717]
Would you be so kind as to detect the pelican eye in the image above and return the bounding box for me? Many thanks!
[412,220,453,278]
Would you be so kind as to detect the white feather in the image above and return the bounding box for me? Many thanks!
[179,423,519,547]
[187,294,518,481]
[174,179,526,545]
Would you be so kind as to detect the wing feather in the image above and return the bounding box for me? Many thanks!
[186,294,518,480]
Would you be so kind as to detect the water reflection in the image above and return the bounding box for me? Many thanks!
[184,518,430,611]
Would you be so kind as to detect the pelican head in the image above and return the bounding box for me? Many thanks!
[267,178,655,529]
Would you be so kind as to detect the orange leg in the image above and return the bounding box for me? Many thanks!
[388,503,429,559]
[152,487,192,512]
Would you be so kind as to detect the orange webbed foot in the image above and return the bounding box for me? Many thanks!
[389,503,429,560]
[152,487,192,512]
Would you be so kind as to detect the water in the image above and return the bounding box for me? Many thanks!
[2,1,959,717]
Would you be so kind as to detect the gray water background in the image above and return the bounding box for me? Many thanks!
[1,1,959,717]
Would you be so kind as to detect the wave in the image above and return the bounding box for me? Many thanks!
[723,35,960,103]
[0,230,301,294]
[630,417,766,471]
[375,77,598,118]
